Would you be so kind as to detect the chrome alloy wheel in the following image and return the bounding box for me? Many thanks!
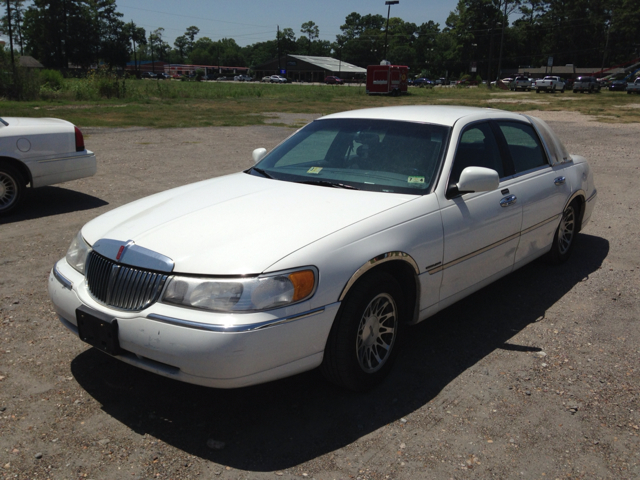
[0,171,18,210]
[356,293,398,373]
[558,205,576,255]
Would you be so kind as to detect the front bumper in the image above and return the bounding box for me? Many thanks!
[49,259,340,388]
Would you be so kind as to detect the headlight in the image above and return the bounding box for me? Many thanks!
[66,230,92,274]
[162,267,317,312]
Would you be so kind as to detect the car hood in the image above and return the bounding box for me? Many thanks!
[82,172,417,275]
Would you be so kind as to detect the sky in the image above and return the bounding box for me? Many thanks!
[1,0,457,49]
[115,0,459,47]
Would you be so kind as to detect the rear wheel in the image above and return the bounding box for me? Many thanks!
[321,272,405,391]
[546,200,579,264]
[0,162,25,216]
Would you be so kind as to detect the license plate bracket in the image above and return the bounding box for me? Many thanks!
[76,306,121,355]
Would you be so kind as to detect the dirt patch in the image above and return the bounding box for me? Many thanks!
[1,113,638,479]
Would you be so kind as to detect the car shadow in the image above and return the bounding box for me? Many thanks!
[70,233,608,471]
[0,186,108,224]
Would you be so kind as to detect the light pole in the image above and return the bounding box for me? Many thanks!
[383,0,399,62]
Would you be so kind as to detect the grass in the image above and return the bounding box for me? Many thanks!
[1,80,639,128]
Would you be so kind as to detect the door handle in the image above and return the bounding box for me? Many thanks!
[500,195,517,207]
[554,176,566,185]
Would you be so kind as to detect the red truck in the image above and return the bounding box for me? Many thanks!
[366,64,408,96]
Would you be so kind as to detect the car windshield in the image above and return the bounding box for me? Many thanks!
[249,118,450,195]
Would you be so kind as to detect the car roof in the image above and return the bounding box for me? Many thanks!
[318,105,527,127]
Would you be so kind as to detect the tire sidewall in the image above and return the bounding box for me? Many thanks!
[323,272,406,391]
[0,162,25,216]
[547,201,579,264]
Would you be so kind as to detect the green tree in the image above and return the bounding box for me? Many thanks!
[124,21,145,72]
[22,0,100,68]
[300,20,319,55]
[1,0,26,56]
[95,0,129,69]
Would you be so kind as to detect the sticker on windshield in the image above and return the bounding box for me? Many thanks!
[307,167,323,174]
[407,176,425,184]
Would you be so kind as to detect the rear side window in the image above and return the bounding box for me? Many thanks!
[497,121,548,173]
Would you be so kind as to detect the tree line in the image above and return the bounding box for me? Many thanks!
[2,0,639,79]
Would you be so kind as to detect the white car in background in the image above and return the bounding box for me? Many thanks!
[0,117,96,215]
[49,106,596,391]
[270,75,287,83]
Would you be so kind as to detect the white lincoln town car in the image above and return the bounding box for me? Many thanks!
[0,117,96,215]
[49,106,596,391]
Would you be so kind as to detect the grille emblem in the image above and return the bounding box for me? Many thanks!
[116,240,135,262]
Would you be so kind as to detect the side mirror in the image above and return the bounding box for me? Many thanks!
[252,148,267,163]
[457,166,499,193]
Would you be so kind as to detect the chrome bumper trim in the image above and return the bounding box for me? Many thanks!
[146,306,327,333]
[53,264,73,290]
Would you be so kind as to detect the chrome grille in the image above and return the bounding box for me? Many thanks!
[86,251,169,311]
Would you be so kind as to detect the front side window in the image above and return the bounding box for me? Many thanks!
[449,122,504,186]
[497,121,548,173]
[251,119,450,195]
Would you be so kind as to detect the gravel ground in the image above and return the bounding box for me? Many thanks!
[0,111,638,480]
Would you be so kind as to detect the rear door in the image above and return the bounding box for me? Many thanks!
[492,120,571,266]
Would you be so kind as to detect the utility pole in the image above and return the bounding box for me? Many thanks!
[497,0,508,83]
[277,25,281,74]
[6,0,15,70]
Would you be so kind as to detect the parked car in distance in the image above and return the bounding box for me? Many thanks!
[572,76,601,93]
[412,77,433,87]
[510,76,532,91]
[234,75,253,82]
[608,79,627,91]
[0,117,96,216]
[261,76,271,82]
[172,74,182,79]
[534,76,566,93]
[626,78,640,94]
[156,72,171,80]
[270,75,287,83]
[325,76,344,85]
[49,105,596,392]
[140,72,157,79]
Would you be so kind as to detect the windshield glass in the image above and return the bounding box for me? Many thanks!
[250,118,450,195]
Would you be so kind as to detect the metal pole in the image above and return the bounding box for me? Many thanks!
[383,1,399,62]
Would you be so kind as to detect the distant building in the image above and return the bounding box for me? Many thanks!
[125,61,248,77]
[19,56,44,68]
[253,55,367,82]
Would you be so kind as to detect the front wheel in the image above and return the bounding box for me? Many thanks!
[321,272,405,391]
[546,201,579,264]
[0,162,25,216]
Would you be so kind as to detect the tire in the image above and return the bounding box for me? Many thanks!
[536,89,540,94]
[546,200,579,265]
[0,162,25,216]
[321,271,405,391]
[560,87,565,93]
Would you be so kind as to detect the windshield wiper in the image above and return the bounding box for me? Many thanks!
[248,166,274,179]
[300,180,359,190]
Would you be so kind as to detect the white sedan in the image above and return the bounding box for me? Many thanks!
[0,117,96,215]
[48,106,596,391]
